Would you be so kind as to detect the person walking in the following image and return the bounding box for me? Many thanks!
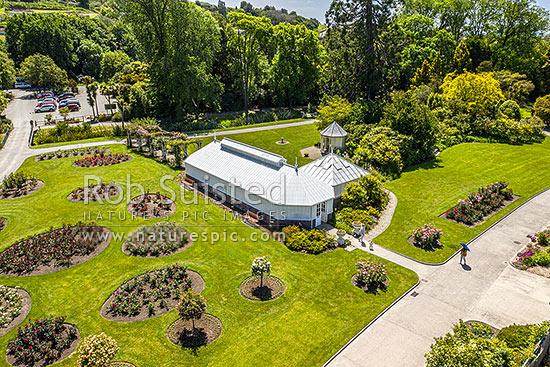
[460,247,468,265]
[359,223,366,244]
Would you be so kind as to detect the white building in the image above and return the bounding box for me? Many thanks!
[184,137,369,229]
[320,121,347,153]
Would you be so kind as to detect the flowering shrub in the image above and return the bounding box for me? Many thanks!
[7,316,78,365]
[355,261,387,286]
[69,183,120,202]
[74,153,130,167]
[251,256,271,287]
[0,223,107,274]
[125,223,189,257]
[129,192,174,218]
[0,172,36,190]
[512,249,536,270]
[0,286,22,328]
[177,289,207,329]
[413,224,443,248]
[282,226,335,254]
[445,182,514,225]
[534,230,550,246]
[78,333,119,367]
[37,147,108,161]
[107,264,192,317]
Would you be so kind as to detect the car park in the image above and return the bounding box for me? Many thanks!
[15,82,32,89]
[34,104,56,113]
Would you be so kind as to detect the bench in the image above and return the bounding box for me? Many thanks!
[243,210,260,226]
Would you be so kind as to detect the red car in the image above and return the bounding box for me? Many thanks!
[66,103,80,112]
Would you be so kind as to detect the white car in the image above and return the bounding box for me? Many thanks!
[34,104,56,113]
[14,82,32,89]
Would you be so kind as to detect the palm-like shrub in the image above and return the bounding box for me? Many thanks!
[78,333,119,367]
[251,256,271,287]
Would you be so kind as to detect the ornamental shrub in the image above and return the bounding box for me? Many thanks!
[342,175,388,211]
[282,226,335,254]
[534,251,550,267]
[499,100,521,120]
[177,289,207,330]
[534,94,550,124]
[334,207,380,233]
[355,261,387,286]
[413,224,443,248]
[535,230,550,246]
[251,256,271,287]
[78,333,119,367]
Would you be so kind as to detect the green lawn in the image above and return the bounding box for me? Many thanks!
[190,123,320,166]
[31,136,120,149]
[0,144,417,367]
[192,118,311,134]
[376,138,550,263]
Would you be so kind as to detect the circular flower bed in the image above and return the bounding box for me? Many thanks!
[352,261,388,292]
[0,224,111,276]
[0,173,43,200]
[123,223,191,257]
[73,153,131,168]
[127,192,176,219]
[68,183,122,203]
[101,265,205,322]
[239,275,286,301]
[0,287,31,337]
[410,224,443,250]
[6,316,79,367]
[166,314,222,348]
[36,147,109,162]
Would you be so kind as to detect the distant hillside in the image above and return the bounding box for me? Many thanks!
[195,1,321,30]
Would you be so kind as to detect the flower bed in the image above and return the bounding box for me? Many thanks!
[512,228,550,278]
[0,224,111,276]
[6,317,79,367]
[410,224,443,250]
[127,192,176,219]
[352,261,388,292]
[444,182,516,226]
[73,153,131,168]
[35,147,109,161]
[68,183,121,203]
[0,217,6,233]
[333,207,381,234]
[101,265,205,322]
[0,287,31,337]
[166,314,223,348]
[0,172,43,200]
[123,223,191,257]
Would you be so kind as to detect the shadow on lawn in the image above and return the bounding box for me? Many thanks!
[403,157,445,174]
[177,328,208,355]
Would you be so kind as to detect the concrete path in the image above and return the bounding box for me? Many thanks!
[325,189,550,367]
[188,119,315,138]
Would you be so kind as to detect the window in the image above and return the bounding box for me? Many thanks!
[316,203,321,217]
[321,201,326,213]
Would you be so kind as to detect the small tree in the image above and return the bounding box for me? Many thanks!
[251,256,271,287]
[534,95,550,125]
[78,333,119,367]
[177,289,207,333]
[59,107,70,122]
[45,113,53,124]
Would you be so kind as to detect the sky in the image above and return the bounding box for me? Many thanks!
[207,0,550,22]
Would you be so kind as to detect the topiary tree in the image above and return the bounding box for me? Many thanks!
[534,95,550,125]
[177,289,207,333]
[78,333,119,367]
[251,256,271,287]
[499,100,521,120]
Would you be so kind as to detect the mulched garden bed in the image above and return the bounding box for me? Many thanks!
[6,318,80,367]
[0,217,6,233]
[440,195,520,228]
[0,287,32,337]
[407,235,443,252]
[127,193,176,219]
[35,147,109,162]
[351,274,389,293]
[0,225,112,277]
[101,266,205,322]
[73,153,132,168]
[0,180,43,200]
[122,223,192,258]
[110,362,137,367]
[68,183,122,203]
[166,314,222,348]
[511,230,550,279]
[239,275,286,301]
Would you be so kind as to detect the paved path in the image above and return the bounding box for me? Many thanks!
[188,119,315,138]
[325,189,550,367]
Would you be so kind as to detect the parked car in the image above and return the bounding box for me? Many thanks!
[36,100,57,107]
[59,99,80,108]
[66,103,80,112]
[14,82,32,89]
[37,92,54,99]
[34,104,56,113]
[58,92,75,100]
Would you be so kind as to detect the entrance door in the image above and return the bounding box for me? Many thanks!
[315,203,322,227]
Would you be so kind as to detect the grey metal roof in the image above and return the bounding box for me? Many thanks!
[320,121,347,137]
[184,138,334,206]
[299,153,370,186]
